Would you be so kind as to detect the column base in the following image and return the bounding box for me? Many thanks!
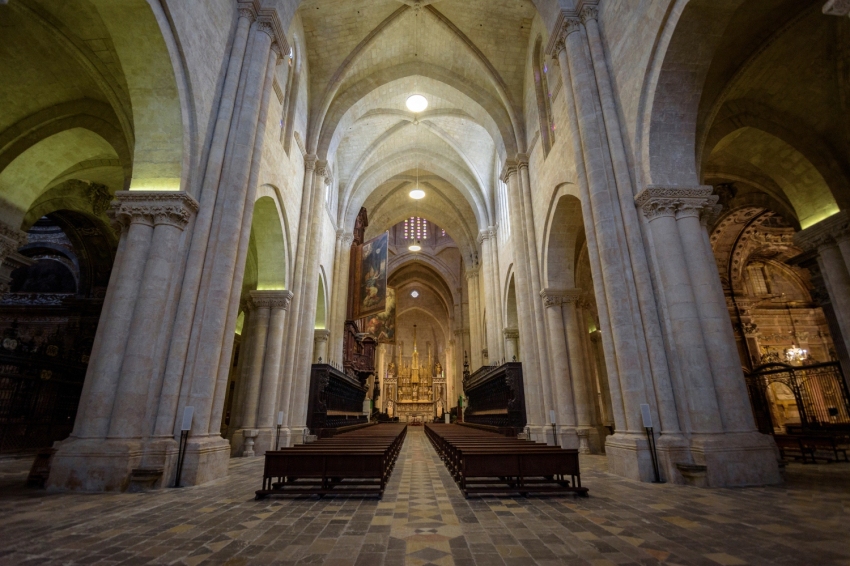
[47,437,144,492]
[525,424,549,444]
[230,429,245,457]
[688,432,781,487]
[556,426,579,449]
[252,427,280,455]
[604,432,658,482]
[176,435,231,486]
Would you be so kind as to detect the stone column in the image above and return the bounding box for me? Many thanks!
[635,188,724,435]
[240,294,271,432]
[465,267,482,370]
[253,290,292,455]
[157,7,255,441]
[48,192,198,492]
[589,330,615,429]
[562,293,596,450]
[636,187,779,486]
[287,161,329,435]
[501,164,546,437]
[540,290,578,448]
[328,231,353,364]
[795,211,850,366]
[108,193,199,440]
[313,329,330,363]
[503,328,519,363]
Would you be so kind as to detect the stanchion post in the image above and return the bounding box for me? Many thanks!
[640,403,664,483]
[549,410,557,446]
[275,411,283,449]
[173,406,194,488]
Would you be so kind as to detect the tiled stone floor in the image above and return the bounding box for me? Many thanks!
[0,429,848,565]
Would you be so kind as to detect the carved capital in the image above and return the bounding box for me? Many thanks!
[112,191,199,230]
[823,0,850,16]
[500,160,518,184]
[477,229,490,245]
[0,222,28,260]
[503,328,519,340]
[634,186,718,222]
[580,5,598,23]
[792,210,850,251]
[313,329,330,342]
[249,289,293,310]
[237,1,258,21]
[540,288,581,308]
[304,154,318,172]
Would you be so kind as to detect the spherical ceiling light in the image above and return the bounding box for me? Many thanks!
[406,94,428,113]
[408,243,421,252]
[411,290,420,298]
[409,189,425,199]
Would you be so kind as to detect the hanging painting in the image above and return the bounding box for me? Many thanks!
[358,231,388,318]
[365,287,396,343]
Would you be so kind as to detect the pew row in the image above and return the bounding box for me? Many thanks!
[425,423,588,498]
[256,424,407,499]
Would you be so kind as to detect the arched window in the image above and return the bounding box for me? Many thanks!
[532,37,555,157]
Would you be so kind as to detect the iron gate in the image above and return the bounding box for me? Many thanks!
[744,361,850,433]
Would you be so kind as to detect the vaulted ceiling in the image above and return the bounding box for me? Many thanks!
[295,0,536,248]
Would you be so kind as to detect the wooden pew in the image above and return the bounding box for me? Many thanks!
[256,423,406,499]
[425,423,588,497]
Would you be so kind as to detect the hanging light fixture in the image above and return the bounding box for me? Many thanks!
[406,94,428,113]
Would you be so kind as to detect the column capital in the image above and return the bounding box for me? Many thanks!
[477,229,490,245]
[0,220,28,259]
[580,5,599,23]
[823,0,850,16]
[539,288,582,307]
[237,1,258,21]
[304,154,318,172]
[548,16,583,57]
[313,329,330,342]
[253,6,290,59]
[111,191,199,230]
[315,160,330,181]
[503,328,519,340]
[499,160,518,184]
[249,289,293,310]
[634,185,717,222]
[336,230,354,246]
[793,210,850,251]
[464,267,480,280]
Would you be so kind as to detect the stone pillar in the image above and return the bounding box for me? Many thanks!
[539,290,578,448]
[795,211,850,368]
[328,231,353,364]
[589,330,615,429]
[48,192,198,492]
[163,11,285,486]
[286,161,329,435]
[500,164,546,438]
[636,186,780,486]
[465,267,482,370]
[635,189,724,435]
[253,290,292,455]
[562,294,596,451]
[503,328,519,362]
[108,194,200,440]
[313,329,330,363]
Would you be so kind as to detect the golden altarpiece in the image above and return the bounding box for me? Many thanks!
[383,325,446,422]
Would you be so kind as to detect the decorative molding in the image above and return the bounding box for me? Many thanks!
[86,182,112,216]
[580,5,598,23]
[792,210,850,251]
[823,0,850,16]
[634,186,718,222]
[249,289,293,310]
[304,154,318,172]
[499,159,517,183]
[1,293,71,306]
[111,191,199,230]
[539,288,582,308]
[0,221,28,260]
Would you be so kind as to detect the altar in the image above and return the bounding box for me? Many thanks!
[383,325,446,423]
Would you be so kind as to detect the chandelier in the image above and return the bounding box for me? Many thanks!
[784,344,807,364]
